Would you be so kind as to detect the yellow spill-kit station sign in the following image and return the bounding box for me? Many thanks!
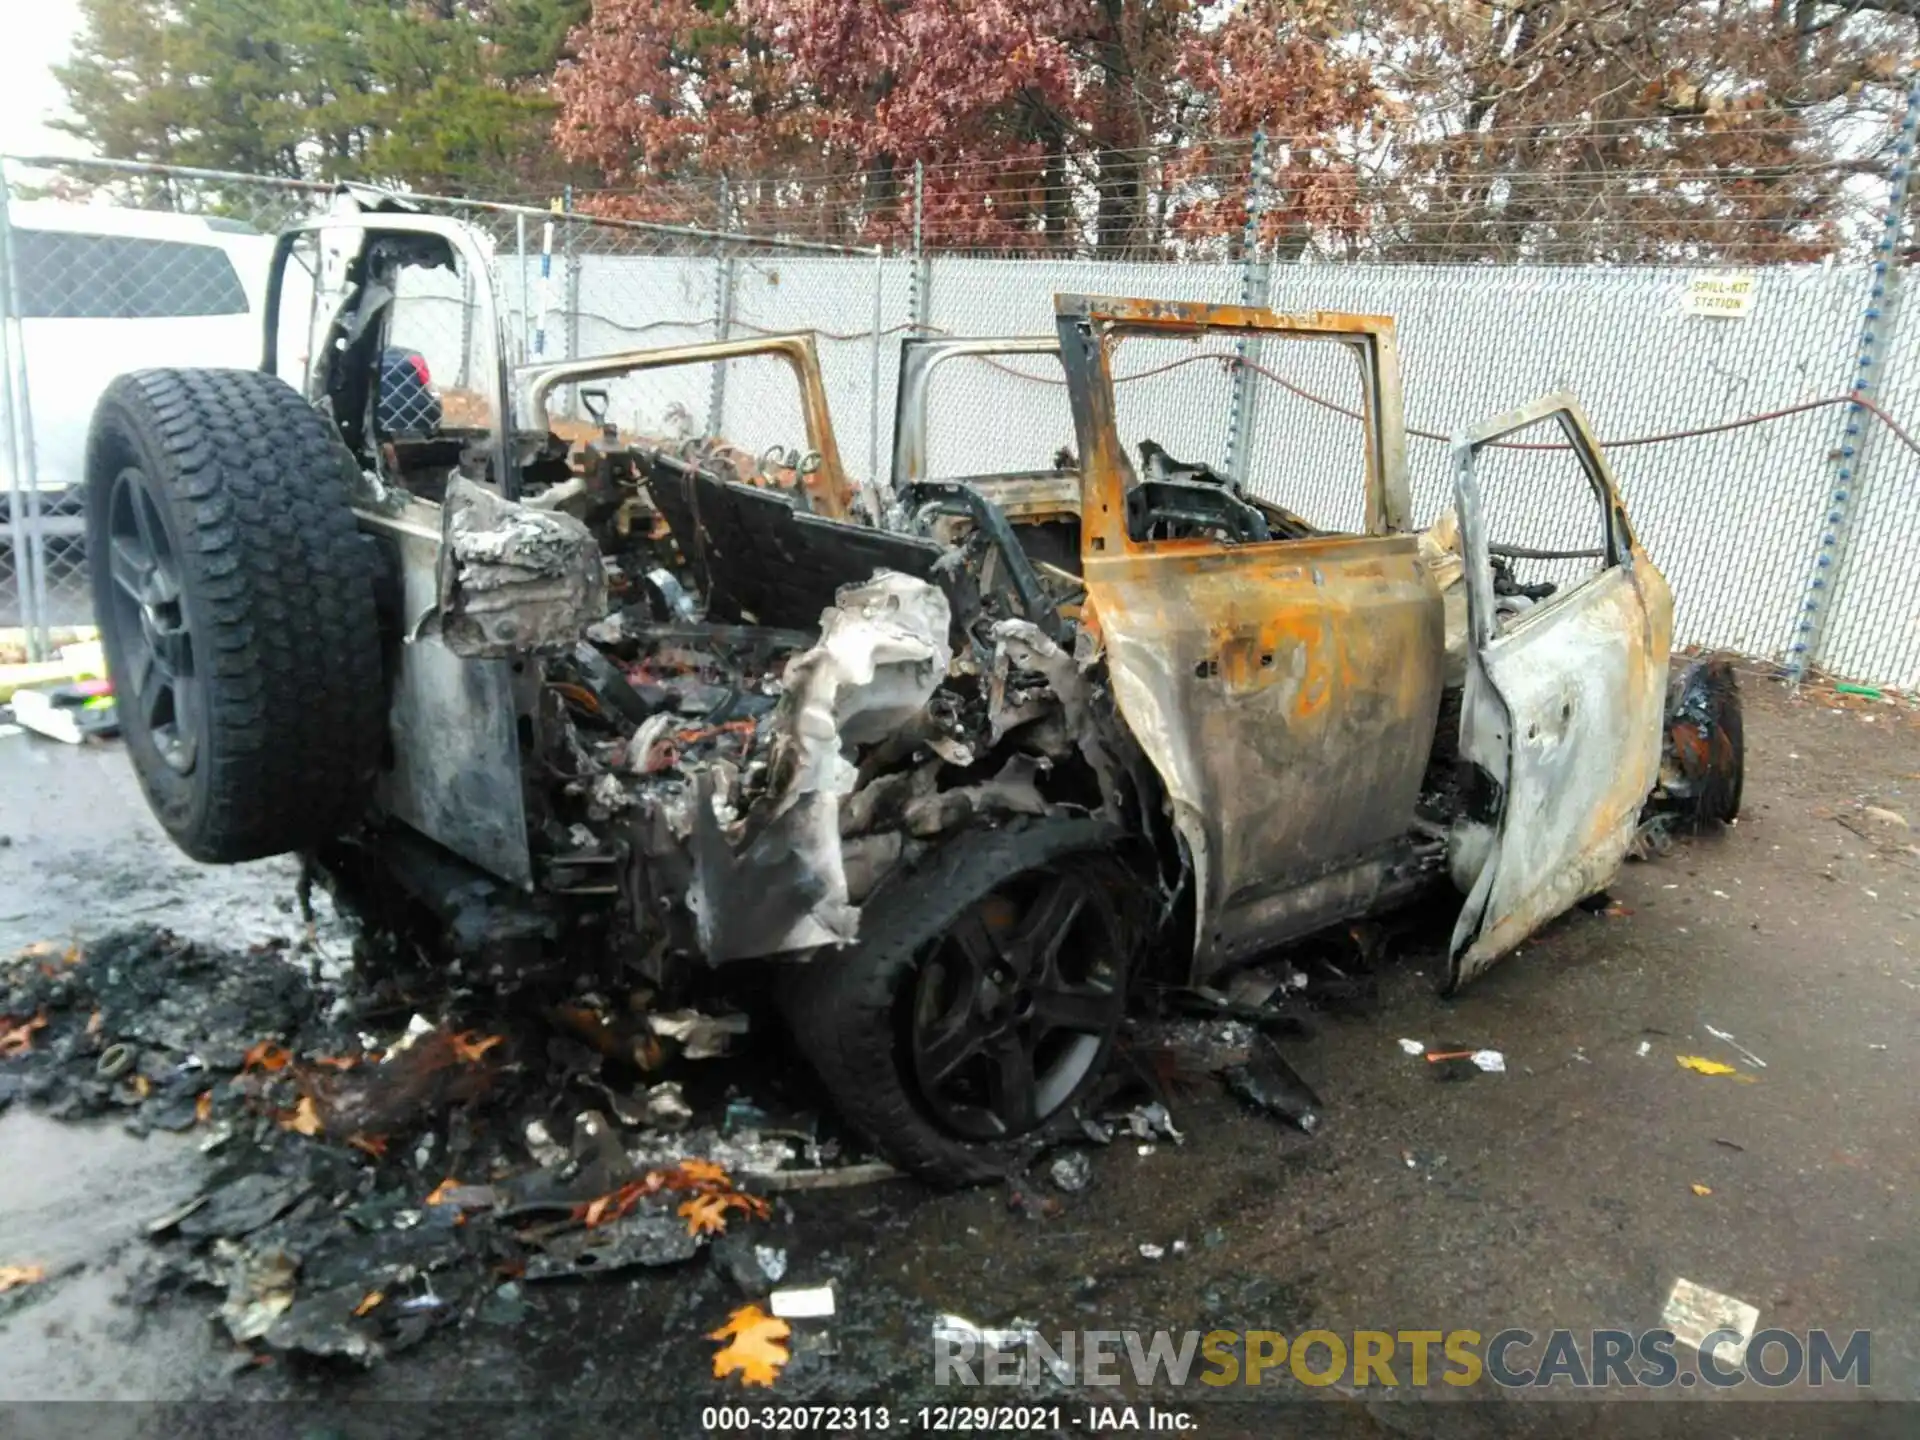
[1683,271,1757,317]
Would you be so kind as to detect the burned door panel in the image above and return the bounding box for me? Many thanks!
[1446,394,1673,991]
[1054,295,1438,978]
[1088,539,1446,969]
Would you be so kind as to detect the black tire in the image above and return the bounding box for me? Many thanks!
[85,368,384,862]
[782,818,1144,1187]
[1663,654,1744,827]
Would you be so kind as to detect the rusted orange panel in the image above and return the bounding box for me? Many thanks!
[1084,534,1446,968]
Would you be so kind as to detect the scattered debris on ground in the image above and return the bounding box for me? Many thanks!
[0,926,885,1371]
[1702,1025,1766,1069]
[1662,1277,1761,1364]
[1675,1054,1757,1081]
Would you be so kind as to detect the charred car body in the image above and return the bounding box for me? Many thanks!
[84,201,1741,1185]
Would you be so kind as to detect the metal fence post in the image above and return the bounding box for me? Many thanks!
[562,184,581,417]
[1789,73,1919,684]
[868,246,884,502]
[0,159,50,659]
[909,160,929,335]
[1225,129,1271,489]
[707,179,735,439]
[515,213,530,365]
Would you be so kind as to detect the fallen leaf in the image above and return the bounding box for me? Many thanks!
[353,1290,385,1317]
[709,1304,791,1388]
[311,1054,361,1071]
[1605,902,1634,917]
[450,1032,503,1064]
[130,1074,152,1099]
[346,1134,389,1159]
[680,1192,735,1236]
[1676,1055,1738,1076]
[242,1040,292,1074]
[424,1177,463,1206]
[0,1265,47,1293]
[85,1011,103,1038]
[194,1091,214,1125]
[682,1188,771,1236]
[675,1158,731,1187]
[62,944,80,967]
[279,1095,323,1136]
[1691,1183,1713,1196]
[582,1178,650,1228]
[0,1010,48,1057]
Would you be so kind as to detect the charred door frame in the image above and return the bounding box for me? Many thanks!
[262,212,516,496]
[891,335,1081,520]
[522,334,858,519]
[1052,295,1442,982]
[1052,294,1412,551]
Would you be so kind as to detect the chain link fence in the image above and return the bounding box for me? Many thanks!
[0,156,882,650]
[3,153,1915,688]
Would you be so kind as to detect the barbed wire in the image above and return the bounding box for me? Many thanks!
[559,111,1907,199]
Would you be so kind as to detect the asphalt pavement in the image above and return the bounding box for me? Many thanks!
[0,674,1914,1438]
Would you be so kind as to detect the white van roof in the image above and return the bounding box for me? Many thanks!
[9,199,263,242]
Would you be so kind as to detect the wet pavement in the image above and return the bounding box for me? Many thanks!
[0,674,1916,1436]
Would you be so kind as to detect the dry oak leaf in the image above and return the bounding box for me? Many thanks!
[709,1304,791,1388]
[680,1189,770,1237]
[279,1095,323,1136]
[242,1040,292,1074]
[680,1192,735,1237]
[674,1159,731,1187]
[451,1032,504,1064]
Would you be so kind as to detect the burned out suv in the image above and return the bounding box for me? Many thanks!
[85,199,1740,1185]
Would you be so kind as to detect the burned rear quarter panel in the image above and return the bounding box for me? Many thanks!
[1084,535,1446,972]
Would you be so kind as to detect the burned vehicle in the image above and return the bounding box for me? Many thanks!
[83,204,1740,1186]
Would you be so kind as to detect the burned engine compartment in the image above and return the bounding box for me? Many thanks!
[337,414,1145,997]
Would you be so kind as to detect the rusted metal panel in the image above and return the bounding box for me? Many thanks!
[1051,295,1441,976]
[1446,393,1673,991]
[520,334,857,518]
[1088,537,1445,971]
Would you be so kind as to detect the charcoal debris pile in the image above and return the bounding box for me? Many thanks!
[0,927,860,1368]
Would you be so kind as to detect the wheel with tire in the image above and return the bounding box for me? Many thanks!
[85,368,385,862]
[782,819,1144,1187]
[1660,654,1744,828]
